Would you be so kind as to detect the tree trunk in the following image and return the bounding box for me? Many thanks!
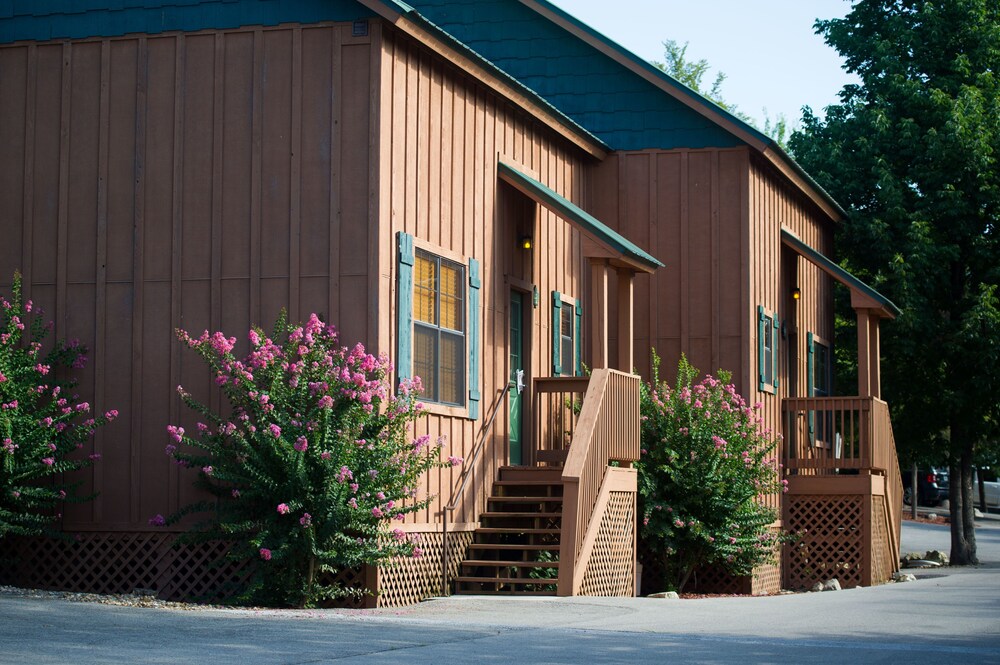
[949,424,979,565]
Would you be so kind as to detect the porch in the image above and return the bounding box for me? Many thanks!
[779,230,903,589]
[781,396,902,588]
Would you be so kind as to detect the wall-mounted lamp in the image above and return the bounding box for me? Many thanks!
[520,235,533,250]
[792,286,801,301]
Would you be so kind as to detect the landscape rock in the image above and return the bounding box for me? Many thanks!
[648,591,679,599]
[892,572,917,583]
[821,579,842,592]
[926,513,938,520]
[810,582,824,593]
[924,550,950,565]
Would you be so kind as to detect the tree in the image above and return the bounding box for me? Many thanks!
[789,0,1000,565]
[653,39,792,147]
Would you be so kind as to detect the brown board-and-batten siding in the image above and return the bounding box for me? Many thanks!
[0,22,376,532]
[591,147,747,395]
[748,155,835,513]
[374,27,592,528]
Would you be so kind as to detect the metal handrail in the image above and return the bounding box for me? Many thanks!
[440,381,513,595]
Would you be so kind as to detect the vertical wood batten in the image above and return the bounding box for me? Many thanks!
[249,30,262,326]
[289,28,302,324]
[129,37,148,525]
[167,35,185,518]
[209,33,224,420]
[20,45,37,303]
[93,40,111,525]
[56,42,71,342]
[329,25,343,328]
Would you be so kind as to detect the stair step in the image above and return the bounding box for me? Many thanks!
[475,527,560,535]
[480,511,562,519]
[487,495,564,504]
[493,480,564,487]
[454,576,558,585]
[461,560,560,568]
[469,543,559,552]
[498,466,564,482]
[453,588,556,596]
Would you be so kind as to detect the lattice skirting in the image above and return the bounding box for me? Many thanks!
[0,532,252,602]
[638,526,782,596]
[374,529,474,607]
[784,494,864,590]
[0,529,470,608]
[579,490,635,597]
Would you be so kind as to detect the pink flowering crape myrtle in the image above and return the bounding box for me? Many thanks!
[0,271,117,539]
[637,352,789,593]
[162,310,451,608]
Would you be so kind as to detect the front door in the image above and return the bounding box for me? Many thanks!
[509,290,525,465]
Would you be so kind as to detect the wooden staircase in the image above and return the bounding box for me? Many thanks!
[454,467,563,595]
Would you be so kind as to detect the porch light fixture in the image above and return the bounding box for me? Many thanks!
[520,235,533,250]
[792,286,801,301]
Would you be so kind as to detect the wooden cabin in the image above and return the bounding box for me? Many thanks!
[0,0,900,602]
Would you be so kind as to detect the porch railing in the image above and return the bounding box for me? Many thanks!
[555,368,641,595]
[530,376,589,466]
[782,396,894,475]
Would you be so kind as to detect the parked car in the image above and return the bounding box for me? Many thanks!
[901,467,950,507]
[975,468,1000,509]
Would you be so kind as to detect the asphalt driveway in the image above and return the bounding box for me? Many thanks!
[2,519,999,664]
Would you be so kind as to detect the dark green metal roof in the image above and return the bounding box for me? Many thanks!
[498,161,663,272]
[781,229,900,317]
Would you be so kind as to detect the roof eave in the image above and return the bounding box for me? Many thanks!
[358,0,610,160]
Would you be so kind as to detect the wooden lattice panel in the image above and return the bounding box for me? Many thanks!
[579,491,635,596]
[0,532,253,602]
[375,530,473,607]
[870,495,892,586]
[785,495,864,590]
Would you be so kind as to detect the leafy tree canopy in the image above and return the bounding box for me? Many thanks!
[789,0,1000,563]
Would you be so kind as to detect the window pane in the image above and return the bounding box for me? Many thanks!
[439,332,465,405]
[439,262,464,332]
[413,325,438,402]
[763,319,773,384]
[561,306,572,337]
[414,254,437,324]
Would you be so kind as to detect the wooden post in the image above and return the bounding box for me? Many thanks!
[590,259,609,369]
[856,308,872,397]
[616,268,634,373]
[869,315,881,399]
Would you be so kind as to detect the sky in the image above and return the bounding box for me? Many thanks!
[553,0,859,132]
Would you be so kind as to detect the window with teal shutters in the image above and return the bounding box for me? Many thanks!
[552,292,581,377]
[757,306,779,392]
[397,232,476,417]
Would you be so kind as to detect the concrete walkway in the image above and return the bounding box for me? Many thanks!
[2,519,999,664]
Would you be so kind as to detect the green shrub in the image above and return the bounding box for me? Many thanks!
[0,272,117,539]
[638,353,786,592]
[162,311,452,607]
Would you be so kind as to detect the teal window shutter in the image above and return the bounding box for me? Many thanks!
[397,232,414,383]
[757,306,766,391]
[574,301,583,377]
[773,314,780,389]
[552,291,562,375]
[807,332,815,440]
[467,258,481,420]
